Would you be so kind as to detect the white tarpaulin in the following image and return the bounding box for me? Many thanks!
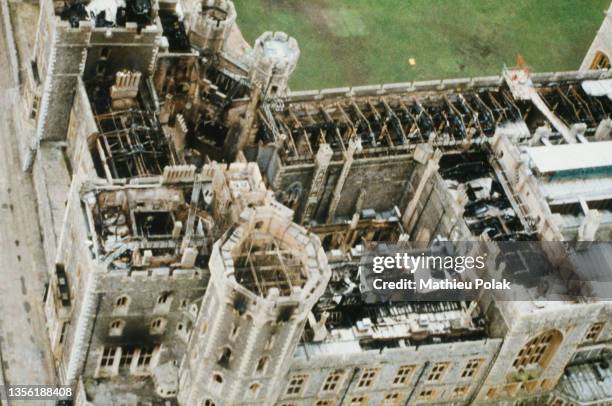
[581,78,612,101]
[527,140,612,173]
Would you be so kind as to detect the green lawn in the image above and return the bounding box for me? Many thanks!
[233,0,610,90]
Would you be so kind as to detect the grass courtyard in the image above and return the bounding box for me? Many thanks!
[233,0,610,90]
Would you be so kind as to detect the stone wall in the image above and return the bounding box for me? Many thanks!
[476,301,604,403]
[83,24,161,80]
[580,4,612,70]
[279,339,502,406]
[81,269,208,378]
[32,145,71,273]
[262,150,417,225]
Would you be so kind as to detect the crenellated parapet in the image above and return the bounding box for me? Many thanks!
[187,0,236,55]
[179,203,329,405]
[250,31,300,97]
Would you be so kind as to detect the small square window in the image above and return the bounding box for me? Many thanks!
[393,365,415,385]
[417,388,436,401]
[461,359,483,378]
[115,295,129,308]
[150,318,167,335]
[452,385,470,398]
[356,368,379,389]
[120,347,135,368]
[584,322,605,342]
[285,373,308,396]
[348,396,367,406]
[321,369,345,393]
[100,347,117,368]
[136,347,155,372]
[427,362,449,382]
[108,319,125,336]
[382,392,403,406]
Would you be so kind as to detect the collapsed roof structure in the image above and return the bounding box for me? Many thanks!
[3,0,612,404]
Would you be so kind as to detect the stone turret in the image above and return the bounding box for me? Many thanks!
[178,204,330,405]
[250,31,300,97]
[188,0,237,54]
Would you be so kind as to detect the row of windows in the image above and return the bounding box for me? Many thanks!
[97,346,157,376]
[282,395,401,406]
[283,324,603,402]
[108,317,171,337]
[113,292,184,314]
[415,384,469,401]
[285,360,483,398]
[486,377,556,399]
[115,292,187,309]
[203,323,606,405]
[281,385,471,406]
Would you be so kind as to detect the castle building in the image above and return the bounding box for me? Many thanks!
[2,0,612,404]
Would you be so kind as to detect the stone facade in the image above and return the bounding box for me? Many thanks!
[580,4,612,71]
[3,0,612,405]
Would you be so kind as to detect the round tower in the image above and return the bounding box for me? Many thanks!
[250,31,300,97]
[188,0,236,54]
[178,204,330,405]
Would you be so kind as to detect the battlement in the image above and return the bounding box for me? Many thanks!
[212,205,329,306]
[10,0,612,404]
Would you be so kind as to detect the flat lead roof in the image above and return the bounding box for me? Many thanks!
[527,141,612,174]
